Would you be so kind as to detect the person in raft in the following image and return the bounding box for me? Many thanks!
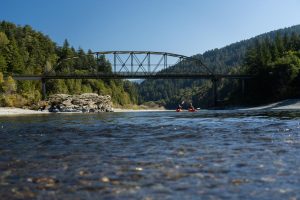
[176,101,184,111]
[188,103,195,111]
[177,104,183,110]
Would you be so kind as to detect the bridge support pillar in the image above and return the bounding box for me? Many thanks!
[241,79,245,97]
[212,78,218,107]
[42,79,47,100]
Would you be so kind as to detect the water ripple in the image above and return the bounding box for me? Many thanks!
[1,110,300,199]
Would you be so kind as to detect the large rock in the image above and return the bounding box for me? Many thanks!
[48,93,113,112]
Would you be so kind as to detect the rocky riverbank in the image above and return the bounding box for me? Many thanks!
[2,98,300,116]
[47,93,113,113]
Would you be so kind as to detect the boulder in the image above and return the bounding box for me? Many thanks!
[48,93,113,113]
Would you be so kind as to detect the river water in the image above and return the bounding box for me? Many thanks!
[0,110,300,199]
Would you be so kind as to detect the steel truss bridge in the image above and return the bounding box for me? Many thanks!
[11,51,253,106]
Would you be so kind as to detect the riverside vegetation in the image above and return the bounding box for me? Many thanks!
[0,21,138,108]
[1,21,300,109]
[139,25,300,108]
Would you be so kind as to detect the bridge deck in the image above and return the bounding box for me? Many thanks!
[12,73,253,80]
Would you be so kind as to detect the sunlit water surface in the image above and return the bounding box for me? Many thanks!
[1,110,300,199]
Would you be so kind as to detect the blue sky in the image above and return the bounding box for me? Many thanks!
[1,0,300,56]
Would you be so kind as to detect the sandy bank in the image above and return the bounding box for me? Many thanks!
[0,107,49,116]
[0,107,169,115]
[114,99,300,112]
[1,99,300,116]
[113,108,170,112]
[0,107,168,115]
[239,99,300,111]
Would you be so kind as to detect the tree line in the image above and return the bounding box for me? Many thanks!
[1,21,300,109]
[240,32,300,104]
[138,25,300,108]
[0,21,139,107]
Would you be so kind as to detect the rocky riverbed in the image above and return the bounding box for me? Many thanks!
[47,93,113,113]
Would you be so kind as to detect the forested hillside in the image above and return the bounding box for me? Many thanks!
[1,21,299,109]
[0,21,138,107]
[138,25,300,108]
[241,32,300,104]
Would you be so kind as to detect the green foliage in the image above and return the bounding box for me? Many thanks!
[0,73,29,107]
[3,19,299,109]
[243,33,300,104]
[139,25,300,108]
[0,72,3,84]
[0,72,3,94]
[0,32,9,72]
[2,76,16,94]
[1,95,14,107]
[0,55,7,72]
[0,32,9,47]
[272,51,300,81]
[0,21,139,107]
[0,94,28,107]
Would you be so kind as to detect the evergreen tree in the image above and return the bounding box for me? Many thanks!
[2,76,16,94]
[6,39,25,73]
[243,33,300,103]
[289,32,300,50]
[275,33,284,55]
[0,32,9,73]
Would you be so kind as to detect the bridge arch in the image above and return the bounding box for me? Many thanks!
[10,50,253,106]
[46,51,213,76]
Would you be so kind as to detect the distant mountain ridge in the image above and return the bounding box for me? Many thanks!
[138,24,300,107]
[196,24,300,73]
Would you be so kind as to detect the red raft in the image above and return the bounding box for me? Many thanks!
[176,108,197,112]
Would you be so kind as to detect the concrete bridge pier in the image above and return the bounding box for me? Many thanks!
[241,79,245,97]
[42,78,47,100]
[212,78,218,107]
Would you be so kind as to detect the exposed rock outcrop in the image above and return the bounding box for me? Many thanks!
[47,93,113,112]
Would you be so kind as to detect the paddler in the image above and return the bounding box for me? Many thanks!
[177,104,182,110]
[176,101,184,111]
[188,103,195,111]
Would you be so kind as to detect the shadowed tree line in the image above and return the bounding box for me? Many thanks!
[239,32,300,104]
[138,25,300,108]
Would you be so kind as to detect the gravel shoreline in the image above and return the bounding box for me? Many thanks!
[0,107,49,116]
[238,99,300,111]
[1,99,300,116]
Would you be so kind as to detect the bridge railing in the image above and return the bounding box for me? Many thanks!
[9,51,254,81]
[43,51,213,76]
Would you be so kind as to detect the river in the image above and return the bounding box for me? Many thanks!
[0,110,300,199]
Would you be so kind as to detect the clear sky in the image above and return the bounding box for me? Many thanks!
[1,0,300,56]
